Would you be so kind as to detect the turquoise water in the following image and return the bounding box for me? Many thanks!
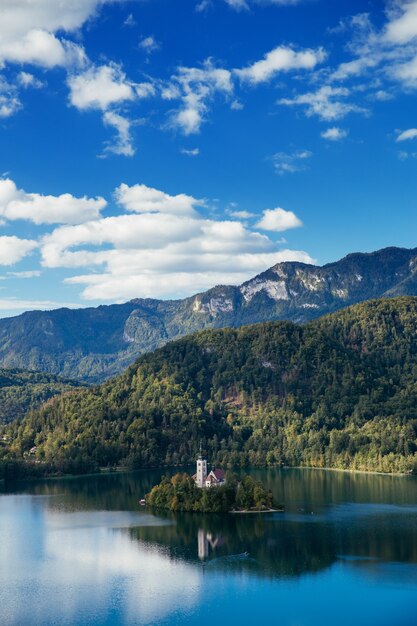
[2,468,417,625]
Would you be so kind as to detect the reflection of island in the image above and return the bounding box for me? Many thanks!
[197,528,224,560]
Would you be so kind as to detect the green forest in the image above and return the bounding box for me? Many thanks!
[146,473,275,512]
[0,368,82,424]
[3,296,417,478]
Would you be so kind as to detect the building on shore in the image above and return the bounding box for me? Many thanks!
[193,446,226,488]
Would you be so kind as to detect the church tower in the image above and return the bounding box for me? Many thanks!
[196,443,207,488]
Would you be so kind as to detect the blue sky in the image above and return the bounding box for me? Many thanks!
[1,0,417,316]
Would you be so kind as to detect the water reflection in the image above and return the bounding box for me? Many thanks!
[2,468,417,626]
[0,496,201,626]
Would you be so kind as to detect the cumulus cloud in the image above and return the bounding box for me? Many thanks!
[0,178,106,225]
[38,181,312,300]
[256,207,302,231]
[68,64,135,111]
[165,43,323,135]
[236,46,326,84]
[68,64,156,157]
[0,0,123,69]
[396,127,417,141]
[321,127,348,141]
[0,235,37,265]
[114,183,203,216]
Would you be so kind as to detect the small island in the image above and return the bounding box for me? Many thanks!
[146,450,279,513]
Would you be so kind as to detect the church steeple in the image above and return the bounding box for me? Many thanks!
[196,443,207,488]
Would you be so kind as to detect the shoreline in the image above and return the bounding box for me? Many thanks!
[2,462,415,485]
[287,465,414,478]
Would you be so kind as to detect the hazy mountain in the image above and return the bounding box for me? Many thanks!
[1,245,417,382]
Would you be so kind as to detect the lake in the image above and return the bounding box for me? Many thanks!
[2,468,417,626]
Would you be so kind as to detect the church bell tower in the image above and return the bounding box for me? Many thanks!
[196,443,207,488]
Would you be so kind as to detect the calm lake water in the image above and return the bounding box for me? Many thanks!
[2,467,417,626]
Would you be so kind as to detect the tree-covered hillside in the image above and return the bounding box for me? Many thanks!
[4,297,417,476]
[0,369,83,424]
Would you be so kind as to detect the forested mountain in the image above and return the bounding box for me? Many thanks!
[4,296,417,476]
[0,369,82,424]
[1,246,417,382]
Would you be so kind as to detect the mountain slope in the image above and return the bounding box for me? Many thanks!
[1,246,417,382]
[0,369,83,424]
[6,297,417,475]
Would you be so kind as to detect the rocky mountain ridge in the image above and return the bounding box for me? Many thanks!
[1,245,417,381]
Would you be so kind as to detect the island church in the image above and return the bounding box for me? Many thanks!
[193,447,225,488]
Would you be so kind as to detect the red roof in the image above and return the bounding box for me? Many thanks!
[207,468,225,482]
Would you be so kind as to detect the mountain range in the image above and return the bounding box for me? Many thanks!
[1,245,417,382]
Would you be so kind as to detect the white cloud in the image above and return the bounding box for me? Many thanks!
[166,61,233,134]
[373,89,393,101]
[385,1,417,44]
[279,85,368,120]
[272,149,312,175]
[230,210,256,219]
[181,147,200,156]
[256,207,302,231]
[103,111,135,157]
[235,46,326,84]
[39,181,312,300]
[68,64,135,112]
[321,127,348,141]
[124,13,136,27]
[392,54,417,86]
[0,297,80,312]
[225,0,302,8]
[139,36,160,53]
[17,71,44,89]
[0,0,126,69]
[195,0,213,11]
[6,270,41,279]
[0,30,79,69]
[63,250,314,301]
[115,182,203,216]
[396,127,417,141]
[0,94,20,118]
[225,0,249,9]
[0,235,37,265]
[67,65,156,155]
[326,4,417,95]
[0,76,22,118]
[165,44,323,135]
[0,178,106,224]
